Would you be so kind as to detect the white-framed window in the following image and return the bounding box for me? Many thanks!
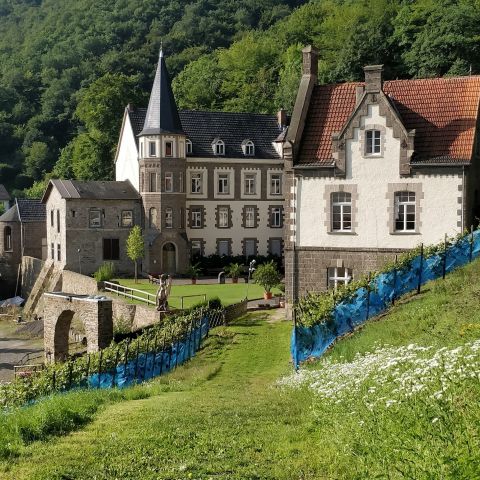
[191,209,202,228]
[243,140,255,156]
[244,173,256,195]
[149,141,156,157]
[121,210,133,228]
[271,207,282,228]
[331,192,352,232]
[186,139,192,155]
[245,207,255,228]
[191,239,202,257]
[89,209,101,228]
[218,174,229,194]
[165,141,173,157]
[165,172,173,192]
[395,191,416,231]
[217,240,229,256]
[213,139,225,156]
[328,267,352,290]
[218,206,229,228]
[165,207,173,229]
[270,174,282,195]
[366,130,381,155]
[149,172,157,192]
[269,238,282,257]
[191,173,202,194]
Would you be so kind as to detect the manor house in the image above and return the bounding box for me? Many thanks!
[284,46,480,302]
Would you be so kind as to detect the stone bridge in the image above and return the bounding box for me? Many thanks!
[43,292,113,362]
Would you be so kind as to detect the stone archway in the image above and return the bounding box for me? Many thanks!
[162,242,176,274]
[43,293,113,363]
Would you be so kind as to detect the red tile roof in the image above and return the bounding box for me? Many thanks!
[298,76,480,166]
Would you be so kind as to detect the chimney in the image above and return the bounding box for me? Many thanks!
[302,45,318,77]
[364,65,384,93]
[277,109,287,128]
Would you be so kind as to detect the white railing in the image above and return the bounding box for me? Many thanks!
[103,282,207,309]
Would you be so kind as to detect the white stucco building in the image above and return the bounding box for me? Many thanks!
[284,46,480,298]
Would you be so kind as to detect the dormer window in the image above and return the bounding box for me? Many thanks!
[242,140,255,156]
[186,139,192,155]
[213,139,225,156]
[365,130,381,155]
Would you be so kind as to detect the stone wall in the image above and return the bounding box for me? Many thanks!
[285,246,403,301]
[61,270,98,295]
[21,256,45,299]
[224,299,248,323]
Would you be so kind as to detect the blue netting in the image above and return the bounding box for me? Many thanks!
[88,316,209,389]
[292,231,480,367]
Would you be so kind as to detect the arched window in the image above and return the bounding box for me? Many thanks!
[331,192,352,231]
[186,139,193,155]
[149,207,157,229]
[242,140,255,156]
[4,226,12,251]
[212,138,225,156]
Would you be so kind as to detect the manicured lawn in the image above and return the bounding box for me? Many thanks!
[112,278,280,308]
[1,261,480,478]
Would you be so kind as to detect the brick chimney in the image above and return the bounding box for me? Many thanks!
[302,45,318,77]
[364,65,383,93]
[277,109,287,128]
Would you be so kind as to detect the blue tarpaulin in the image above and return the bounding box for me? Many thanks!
[292,231,480,367]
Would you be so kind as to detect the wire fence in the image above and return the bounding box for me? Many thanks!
[291,230,480,369]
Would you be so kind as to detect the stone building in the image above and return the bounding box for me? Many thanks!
[0,184,10,212]
[42,179,142,276]
[0,199,46,297]
[284,46,480,302]
[115,50,286,274]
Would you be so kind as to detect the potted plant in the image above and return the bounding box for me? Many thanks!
[252,260,281,300]
[186,263,202,285]
[225,263,243,284]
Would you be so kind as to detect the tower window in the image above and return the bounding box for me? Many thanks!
[165,172,173,192]
[242,140,255,156]
[212,139,225,156]
[149,141,156,157]
[186,139,192,155]
[4,226,12,251]
[165,141,173,157]
[149,172,157,192]
[165,207,173,228]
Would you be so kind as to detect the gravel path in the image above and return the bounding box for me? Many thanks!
[0,321,43,383]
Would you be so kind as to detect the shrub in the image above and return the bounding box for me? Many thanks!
[252,261,281,293]
[186,262,202,279]
[207,297,222,309]
[93,262,115,282]
[225,263,244,279]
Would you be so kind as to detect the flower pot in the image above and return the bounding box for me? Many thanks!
[264,291,273,300]
[191,278,197,285]
[232,277,238,284]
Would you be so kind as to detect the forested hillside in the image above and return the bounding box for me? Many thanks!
[0,0,479,198]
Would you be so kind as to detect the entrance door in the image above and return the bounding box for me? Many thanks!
[162,243,176,273]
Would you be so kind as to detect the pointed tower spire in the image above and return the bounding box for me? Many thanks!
[139,48,184,136]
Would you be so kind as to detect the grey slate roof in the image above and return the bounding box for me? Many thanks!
[0,184,10,201]
[16,199,46,223]
[139,50,184,136]
[0,204,19,222]
[128,107,282,159]
[44,179,140,201]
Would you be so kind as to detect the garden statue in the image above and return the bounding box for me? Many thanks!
[156,274,172,311]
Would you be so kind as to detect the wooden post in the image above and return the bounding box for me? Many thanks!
[143,337,150,380]
[392,255,397,306]
[159,333,166,375]
[151,334,159,376]
[85,354,90,386]
[365,273,372,321]
[470,225,474,262]
[112,348,120,388]
[442,234,448,280]
[98,350,103,389]
[134,341,140,381]
[68,361,73,390]
[52,370,56,391]
[417,243,424,294]
[123,339,130,376]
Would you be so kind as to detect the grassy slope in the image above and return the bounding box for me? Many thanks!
[1,260,480,478]
[114,279,280,308]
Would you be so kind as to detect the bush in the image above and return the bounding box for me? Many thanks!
[192,253,283,273]
[207,297,222,309]
[93,262,115,282]
[225,262,244,279]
